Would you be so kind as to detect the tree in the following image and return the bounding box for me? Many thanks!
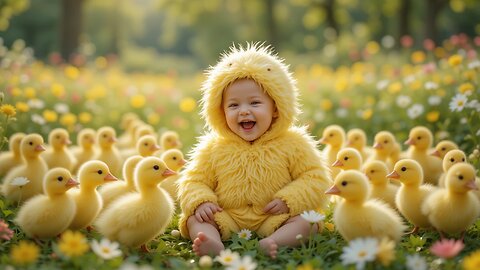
[424,0,448,43]
[398,0,411,43]
[60,0,84,61]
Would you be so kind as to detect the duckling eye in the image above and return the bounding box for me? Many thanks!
[29,141,33,145]
[401,167,406,171]
[144,143,148,146]
[441,147,446,151]
[153,165,159,170]
[173,157,177,160]
[450,158,455,162]
[462,158,465,162]
[57,176,63,181]
[384,140,388,144]
[329,134,333,137]
[370,170,375,173]
[97,170,103,174]
[56,135,60,139]
[103,134,107,138]
[417,136,421,140]
[458,175,464,180]
[341,181,347,186]
[344,157,349,161]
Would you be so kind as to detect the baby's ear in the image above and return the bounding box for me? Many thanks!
[273,107,279,118]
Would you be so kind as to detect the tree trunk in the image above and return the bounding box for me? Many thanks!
[265,0,278,49]
[425,0,447,43]
[322,0,339,35]
[398,0,410,48]
[60,0,84,61]
[110,0,120,55]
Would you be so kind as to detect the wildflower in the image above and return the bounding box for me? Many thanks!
[376,237,395,266]
[31,114,46,125]
[467,100,480,112]
[79,112,92,124]
[199,255,213,268]
[215,249,240,266]
[411,51,426,64]
[237,229,252,240]
[428,96,442,106]
[54,103,70,114]
[405,254,427,270]
[320,99,333,111]
[27,99,45,109]
[340,237,378,270]
[388,82,402,94]
[179,97,197,113]
[118,262,154,270]
[60,113,77,127]
[468,60,480,69]
[458,82,474,95]
[296,234,303,241]
[463,250,480,270]
[301,210,325,224]
[430,238,464,259]
[15,102,29,112]
[336,108,348,118]
[225,255,257,270]
[407,104,424,119]
[130,94,146,108]
[64,65,80,80]
[171,229,181,238]
[10,177,30,187]
[296,263,314,270]
[10,241,40,265]
[324,222,335,232]
[43,110,58,122]
[147,112,160,125]
[424,81,438,90]
[91,238,122,260]
[0,219,14,241]
[426,111,440,122]
[58,230,89,257]
[396,95,412,108]
[449,93,468,112]
[51,83,66,98]
[361,109,373,120]
[381,35,395,49]
[24,87,36,99]
[0,104,16,117]
[376,80,389,91]
[448,54,463,67]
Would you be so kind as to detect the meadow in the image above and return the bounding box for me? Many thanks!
[0,35,480,269]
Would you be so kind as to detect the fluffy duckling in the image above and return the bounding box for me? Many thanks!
[95,156,176,251]
[2,134,48,202]
[325,170,406,242]
[68,160,118,230]
[120,134,160,161]
[41,128,76,171]
[95,126,122,177]
[438,149,467,188]
[363,160,398,209]
[72,128,97,174]
[332,148,362,171]
[346,128,372,161]
[368,131,397,171]
[0,132,26,176]
[318,125,346,178]
[99,155,143,210]
[159,149,187,201]
[422,163,480,239]
[388,159,436,234]
[15,168,79,238]
[430,140,458,159]
[116,113,139,149]
[404,126,442,185]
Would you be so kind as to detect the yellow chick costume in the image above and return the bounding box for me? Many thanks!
[178,44,332,240]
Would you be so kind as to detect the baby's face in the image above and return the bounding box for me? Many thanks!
[222,78,278,142]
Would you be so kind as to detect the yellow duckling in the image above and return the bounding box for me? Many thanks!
[95,156,176,251]
[430,140,458,159]
[332,148,362,171]
[404,126,442,185]
[318,125,346,178]
[346,128,372,161]
[388,159,436,234]
[155,130,183,157]
[438,149,466,188]
[325,170,406,242]
[72,128,97,174]
[2,134,48,202]
[363,160,398,209]
[116,112,139,149]
[68,160,118,230]
[99,155,143,210]
[15,168,79,238]
[41,128,76,171]
[368,131,397,171]
[159,149,187,201]
[422,163,480,239]
[120,134,160,161]
[95,126,122,177]
[0,132,26,176]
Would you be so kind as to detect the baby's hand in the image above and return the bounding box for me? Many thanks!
[194,202,223,223]
[263,198,289,215]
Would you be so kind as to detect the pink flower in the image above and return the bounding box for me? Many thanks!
[401,35,414,48]
[430,239,464,259]
[0,219,14,241]
[423,39,435,51]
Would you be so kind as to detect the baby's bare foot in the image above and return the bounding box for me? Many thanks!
[192,232,224,256]
[259,238,278,259]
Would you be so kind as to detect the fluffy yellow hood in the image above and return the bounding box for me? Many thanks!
[200,43,300,142]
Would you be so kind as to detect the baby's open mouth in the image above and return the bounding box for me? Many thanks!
[240,121,256,129]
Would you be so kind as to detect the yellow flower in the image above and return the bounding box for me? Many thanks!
[426,111,440,122]
[366,41,380,55]
[434,47,446,58]
[437,88,446,97]
[24,87,36,99]
[15,102,29,112]
[179,97,197,113]
[448,54,463,67]
[376,237,395,266]
[43,110,58,122]
[95,56,108,69]
[366,96,376,106]
[58,230,89,257]
[1,104,16,117]
[10,241,40,265]
[147,112,160,125]
[296,263,314,270]
[51,83,66,98]
[463,250,480,270]
[411,51,426,64]
[65,65,80,80]
[443,75,455,85]
[409,80,422,91]
[79,112,92,124]
[335,79,349,92]
[388,82,402,94]
[324,222,335,232]
[130,94,146,109]
[463,70,476,81]
[459,82,474,94]
[11,87,22,97]
[320,99,333,111]
[60,113,77,127]
[362,109,373,120]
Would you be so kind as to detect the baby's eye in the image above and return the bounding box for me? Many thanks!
[228,103,238,108]
[251,101,261,105]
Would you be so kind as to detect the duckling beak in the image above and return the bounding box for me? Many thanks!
[373,142,382,149]
[404,138,415,145]
[430,150,441,157]
[64,139,72,145]
[318,137,327,144]
[162,168,176,177]
[179,159,187,166]
[35,144,46,152]
[345,140,352,146]
[104,173,118,182]
[65,178,80,189]
[466,180,478,190]
[332,160,343,167]
[325,185,341,195]
[151,144,161,151]
[386,170,400,179]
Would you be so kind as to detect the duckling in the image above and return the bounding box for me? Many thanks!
[68,160,118,230]
[346,128,372,161]
[388,159,436,234]
[116,113,139,149]
[155,130,183,157]
[120,134,160,161]
[430,140,458,159]
[422,163,480,239]
[368,131,397,171]
[72,128,97,174]
[318,125,346,178]
[325,170,406,242]
[2,134,48,202]
[363,160,398,209]
[15,168,79,238]
[438,149,467,188]
[95,156,176,251]
[41,128,76,171]
[159,149,187,201]
[404,126,442,185]
[99,155,143,209]
[95,126,122,177]
[332,148,362,171]
[0,132,26,176]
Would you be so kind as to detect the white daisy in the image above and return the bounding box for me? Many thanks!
[467,99,480,112]
[10,177,30,187]
[449,93,468,112]
[407,104,424,119]
[424,81,438,90]
[54,103,70,114]
[376,80,389,91]
[428,95,442,106]
[198,255,213,268]
[118,263,154,270]
[31,114,46,125]
[336,108,348,118]
[237,229,252,240]
[170,229,181,238]
[340,237,378,270]
[381,35,395,49]
[225,255,257,270]
[403,75,416,84]
[405,254,427,270]
[90,238,122,260]
[27,98,45,109]
[300,210,325,224]
[468,60,480,69]
[215,249,240,266]
[396,95,411,108]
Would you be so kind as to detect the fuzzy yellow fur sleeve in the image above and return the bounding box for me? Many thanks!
[275,127,332,216]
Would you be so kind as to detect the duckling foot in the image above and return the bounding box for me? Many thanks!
[259,238,278,259]
[404,226,419,235]
[86,225,94,233]
[192,232,224,256]
[140,244,151,253]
